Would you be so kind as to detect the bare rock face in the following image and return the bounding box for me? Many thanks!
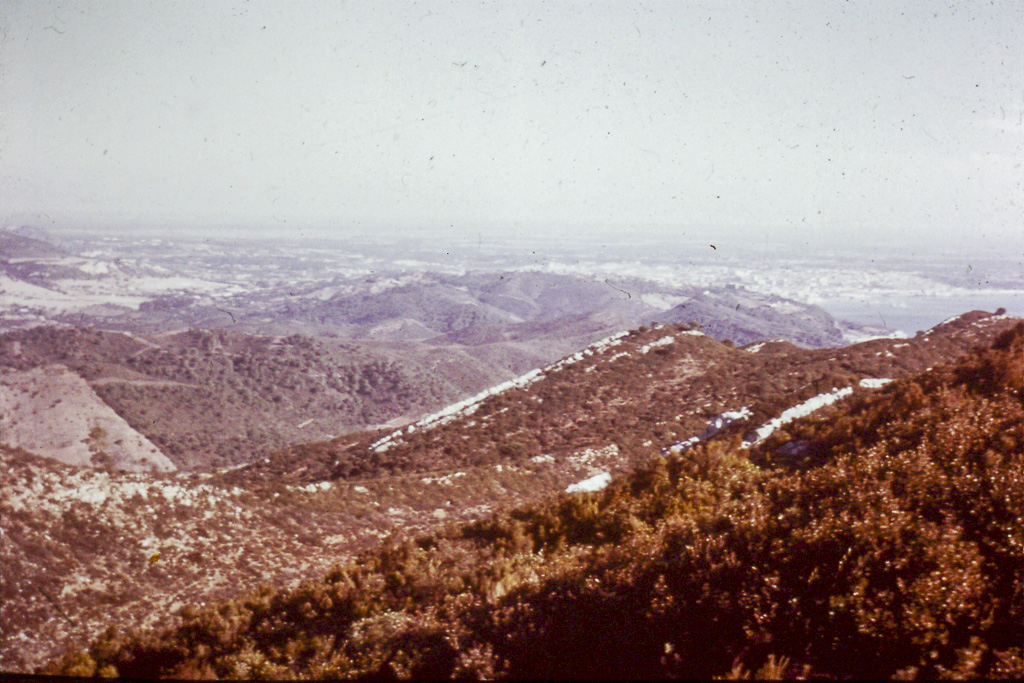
[0,365,176,473]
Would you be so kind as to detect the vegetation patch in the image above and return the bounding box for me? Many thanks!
[42,322,1023,679]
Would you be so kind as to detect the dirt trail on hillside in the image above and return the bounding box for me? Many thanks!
[89,377,198,388]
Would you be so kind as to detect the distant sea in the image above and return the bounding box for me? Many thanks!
[820,291,1024,337]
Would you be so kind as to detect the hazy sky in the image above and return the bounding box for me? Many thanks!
[2,1,1022,249]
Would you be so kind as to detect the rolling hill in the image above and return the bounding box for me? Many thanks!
[2,309,1018,674]
[39,315,1022,679]
[1,227,867,351]
[0,327,508,469]
[239,310,1010,486]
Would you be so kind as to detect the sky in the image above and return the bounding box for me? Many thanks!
[1,0,1022,252]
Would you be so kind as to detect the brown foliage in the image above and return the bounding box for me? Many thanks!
[41,321,1024,679]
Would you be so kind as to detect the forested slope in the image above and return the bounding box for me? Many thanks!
[44,321,1023,679]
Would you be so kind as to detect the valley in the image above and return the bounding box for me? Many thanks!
[2,305,1019,673]
[1,227,1022,677]
[2,227,893,471]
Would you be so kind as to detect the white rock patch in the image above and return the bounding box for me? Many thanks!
[639,336,675,354]
[743,387,854,447]
[566,471,611,494]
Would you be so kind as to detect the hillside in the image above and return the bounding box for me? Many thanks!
[1,444,411,672]
[3,310,1016,674]
[1,228,864,351]
[0,270,861,472]
[0,231,67,259]
[654,286,845,347]
[41,317,1022,679]
[241,310,1010,486]
[0,327,506,469]
[0,365,175,472]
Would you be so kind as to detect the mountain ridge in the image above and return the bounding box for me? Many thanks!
[240,310,1009,487]
[2,309,1018,673]
[37,315,1023,679]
